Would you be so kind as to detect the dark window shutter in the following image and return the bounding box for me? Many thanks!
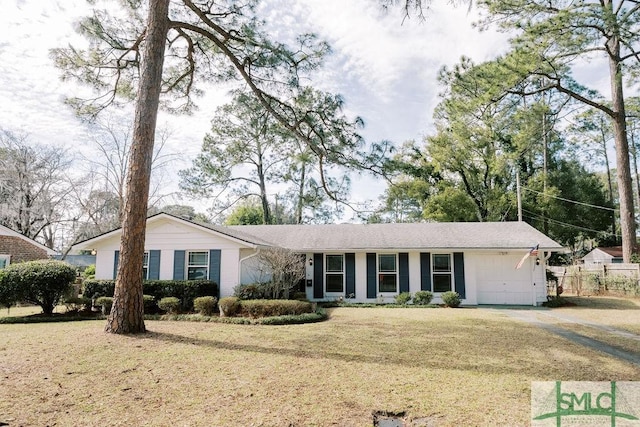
[454,252,466,299]
[173,250,185,280]
[420,252,431,291]
[366,253,376,299]
[149,250,161,280]
[209,250,221,293]
[399,252,409,293]
[113,250,120,279]
[313,253,324,299]
[345,253,356,297]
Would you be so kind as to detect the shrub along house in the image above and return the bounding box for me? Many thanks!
[72,212,563,306]
[0,224,57,269]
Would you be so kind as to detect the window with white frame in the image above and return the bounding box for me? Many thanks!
[325,254,344,293]
[142,252,149,280]
[187,251,209,280]
[378,254,397,293]
[0,255,10,269]
[432,254,452,292]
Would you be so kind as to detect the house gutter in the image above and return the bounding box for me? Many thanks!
[238,247,262,285]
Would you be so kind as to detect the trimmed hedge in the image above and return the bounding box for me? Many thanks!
[193,296,218,316]
[95,296,113,314]
[152,307,327,325]
[158,297,180,314]
[82,280,115,299]
[395,292,412,305]
[83,279,218,312]
[413,291,433,305]
[0,260,76,315]
[441,291,461,308]
[239,299,313,318]
[219,296,241,317]
[233,283,269,300]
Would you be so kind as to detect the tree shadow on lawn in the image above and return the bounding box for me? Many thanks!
[560,296,640,310]
[136,321,610,378]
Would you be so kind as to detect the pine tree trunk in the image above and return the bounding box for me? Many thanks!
[606,14,636,262]
[105,0,170,334]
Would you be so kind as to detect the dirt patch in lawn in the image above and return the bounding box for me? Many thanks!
[1,307,638,426]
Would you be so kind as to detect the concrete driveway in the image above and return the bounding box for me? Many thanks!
[488,306,640,367]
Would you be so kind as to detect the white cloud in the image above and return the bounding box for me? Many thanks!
[1,0,510,214]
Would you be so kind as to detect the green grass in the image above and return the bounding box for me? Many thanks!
[0,305,639,426]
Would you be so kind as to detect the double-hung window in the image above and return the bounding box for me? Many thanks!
[142,252,149,280]
[0,255,9,269]
[432,254,452,292]
[378,254,397,293]
[187,251,209,280]
[325,254,344,293]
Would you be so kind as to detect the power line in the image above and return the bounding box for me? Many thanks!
[522,208,619,237]
[522,187,617,212]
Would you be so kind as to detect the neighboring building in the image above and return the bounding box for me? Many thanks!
[72,213,564,306]
[54,254,96,272]
[0,224,58,268]
[581,247,624,265]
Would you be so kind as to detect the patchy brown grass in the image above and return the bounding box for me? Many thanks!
[1,307,639,426]
[555,295,640,334]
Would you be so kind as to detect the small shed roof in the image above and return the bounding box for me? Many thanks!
[592,247,624,257]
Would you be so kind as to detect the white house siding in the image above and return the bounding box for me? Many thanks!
[297,249,547,306]
[355,252,367,301]
[80,215,559,306]
[92,218,250,295]
[239,248,261,285]
[93,234,121,280]
[408,252,421,296]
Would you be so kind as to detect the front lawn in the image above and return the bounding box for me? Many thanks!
[1,306,638,426]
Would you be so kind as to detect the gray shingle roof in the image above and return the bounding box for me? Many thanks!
[227,221,563,251]
[71,213,564,252]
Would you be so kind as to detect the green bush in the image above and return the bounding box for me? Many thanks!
[193,296,218,316]
[82,264,96,280]
[63,296,91,313]
[95,296,113,315]
[441,291,461,308]
[0,269,21,311]
[158,297,181,314]
[239,299,313,318]
[413,291,433,305]
[82,279,218,311]
[233,283,269,300]
[0,260,76,315]
[394,292,412,305]
[259,308,327,325]
[601,275,640,296]
[143,294,156,313]
[218,296,241,317]
[82,280,115,299]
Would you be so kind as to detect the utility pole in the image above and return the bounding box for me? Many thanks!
[542,111,549,234]
[516,167,522,222]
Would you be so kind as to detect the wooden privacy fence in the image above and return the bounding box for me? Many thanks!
[548,264,640,297]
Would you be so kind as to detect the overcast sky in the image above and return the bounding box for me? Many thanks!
[0,0,509,218]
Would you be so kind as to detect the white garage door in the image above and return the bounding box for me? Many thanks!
[476,254,535,305]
